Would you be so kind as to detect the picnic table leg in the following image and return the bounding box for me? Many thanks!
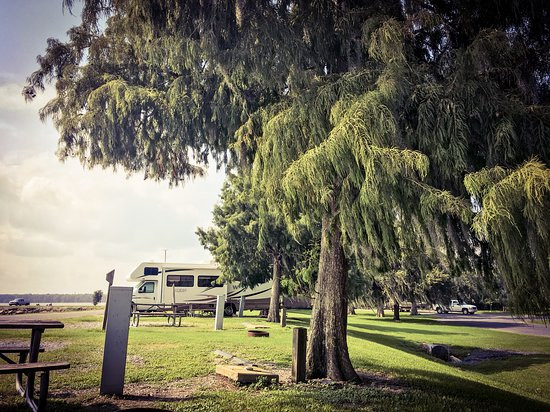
[15,351,28,396]
[24,328,43,411]
[37,369,50,411]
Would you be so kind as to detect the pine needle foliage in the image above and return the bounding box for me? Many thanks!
[465,160,550,320]
[26,0,550,374]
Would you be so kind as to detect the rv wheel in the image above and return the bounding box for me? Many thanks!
[224,303,235,317]
[436,307,443,314]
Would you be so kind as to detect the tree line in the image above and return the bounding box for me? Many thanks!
[0,294,103,304]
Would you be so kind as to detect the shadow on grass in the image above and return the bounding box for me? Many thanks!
[347,321,468,336]
[360,363,549,411]
[155,376,547,412]
[287,312,549,409]
[347,328,549,409]
[460,353,550,375]
[288,313,465,336]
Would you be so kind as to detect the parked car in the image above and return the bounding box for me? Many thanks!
[8,298,30,306]
[434,300,477,315]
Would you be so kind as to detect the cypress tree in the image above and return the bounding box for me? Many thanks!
[26,0,550,380]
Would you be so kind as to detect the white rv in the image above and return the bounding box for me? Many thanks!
[127,262,273,316]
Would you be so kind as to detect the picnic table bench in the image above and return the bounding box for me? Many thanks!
[0,320,70,412]
[131,311,185,327]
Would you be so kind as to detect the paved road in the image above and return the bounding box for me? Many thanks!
[434,313,549,337]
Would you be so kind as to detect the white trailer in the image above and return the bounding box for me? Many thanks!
[127,262,273,316]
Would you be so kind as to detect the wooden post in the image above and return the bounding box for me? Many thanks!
[214,295,224,330]
[292,327,307,383]
[238,296,245,317]
[280,307,287,327]
[102,270,115,331]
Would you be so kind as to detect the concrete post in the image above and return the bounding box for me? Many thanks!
[214,295,224,330]
[280,307,287,327]
[292,327,307,383]
[238,296,245,318]
[100,286,132,395]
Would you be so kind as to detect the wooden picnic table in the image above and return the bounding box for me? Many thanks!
[0,320,66,411]
[131,311,185,327]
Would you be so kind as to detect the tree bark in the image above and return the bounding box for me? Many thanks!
[410,297,418,316]
[376,302,385,317]
[267,255,281,323]
[306,212,359,382]
[393,302,400,321]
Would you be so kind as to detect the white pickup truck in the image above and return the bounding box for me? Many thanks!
[434,300,477,315]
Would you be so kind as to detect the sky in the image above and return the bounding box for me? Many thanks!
[0,1,226,293]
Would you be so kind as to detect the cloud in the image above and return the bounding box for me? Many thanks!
[0,1,228,294]
[0,151,225,293]
[0,81,54,112]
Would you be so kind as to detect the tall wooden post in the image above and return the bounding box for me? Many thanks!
[292,327,307,383]
[102,270,115,331]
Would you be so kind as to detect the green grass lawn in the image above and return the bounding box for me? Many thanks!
[1,310,549,411]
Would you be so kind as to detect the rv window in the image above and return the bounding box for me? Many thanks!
[138,282,155,293]
[144,267,159,276]
[166,275,194,287]
[198,275,222,288]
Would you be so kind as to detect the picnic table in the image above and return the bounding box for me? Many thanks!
[0,320,69,412]
[131,310,185,327]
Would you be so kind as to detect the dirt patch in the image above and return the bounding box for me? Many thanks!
[460,349,535,364]
[0,339,67,351]
[300,370,405,393]
[51,374,237,410]
[51,370,406,410]
[357,370,405,393]
[66,321,103,329]
[129,354,146,366]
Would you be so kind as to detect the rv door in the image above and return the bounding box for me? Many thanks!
[136,280,157,303]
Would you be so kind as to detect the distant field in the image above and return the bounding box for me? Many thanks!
[0,310,549,411]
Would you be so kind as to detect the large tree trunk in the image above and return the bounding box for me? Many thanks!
[376,302,385,317]
[410,297,418,316]
[306,212,359,382]
[267,255,281,323]
[393,302,400,321]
